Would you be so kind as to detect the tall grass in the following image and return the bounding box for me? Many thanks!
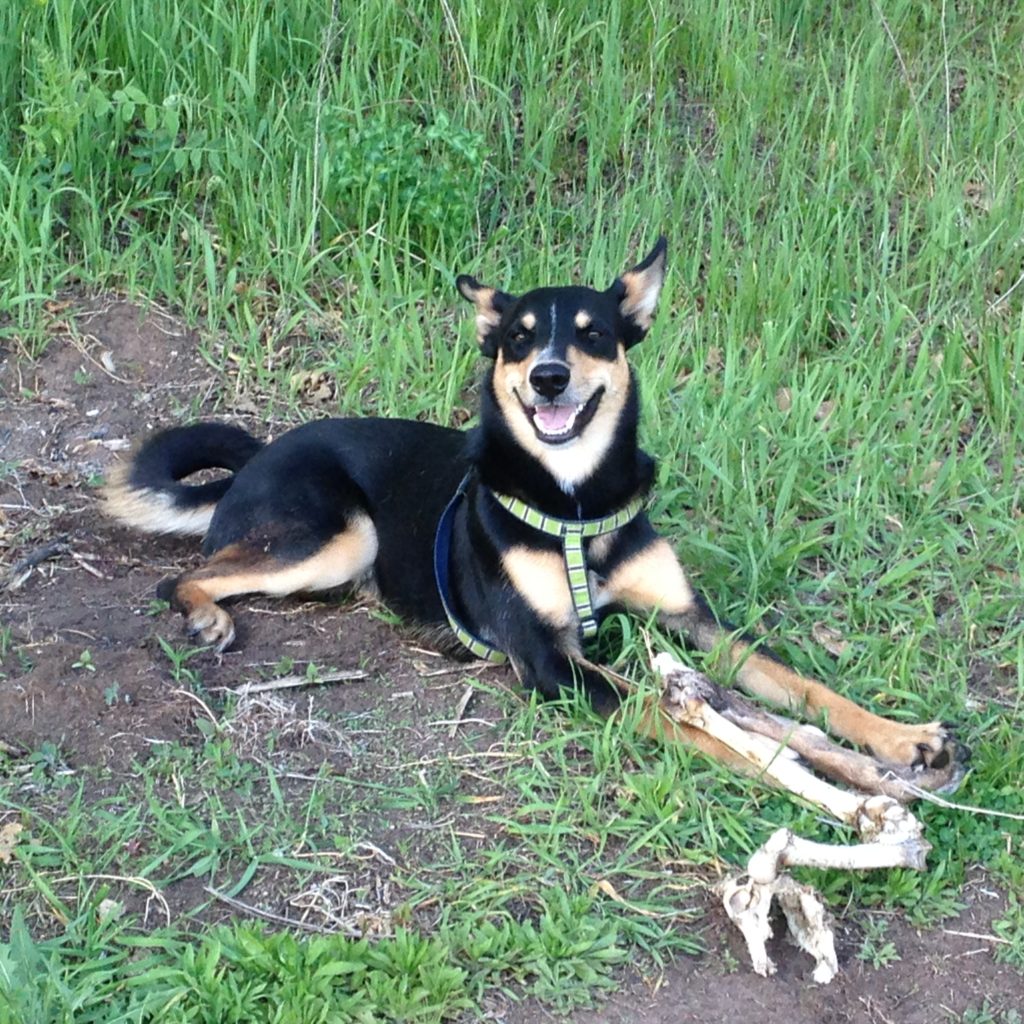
[2,3,1022,362]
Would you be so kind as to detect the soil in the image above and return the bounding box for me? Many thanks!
[558,881,1021,1023]
[1,298,1020,1021]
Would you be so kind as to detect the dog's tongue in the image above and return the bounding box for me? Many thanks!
[534,405,574,434]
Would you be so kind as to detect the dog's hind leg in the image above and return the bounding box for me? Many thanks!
[160,513,378,651]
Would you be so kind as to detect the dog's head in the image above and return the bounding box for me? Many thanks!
[456,238,666,489]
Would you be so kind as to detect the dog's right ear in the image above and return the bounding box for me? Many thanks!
[456,275,515,358]
[609,236,667,346]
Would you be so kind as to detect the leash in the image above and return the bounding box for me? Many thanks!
[433,473,644,662]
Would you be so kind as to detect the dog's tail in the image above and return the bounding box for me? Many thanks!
[102,423,263,536]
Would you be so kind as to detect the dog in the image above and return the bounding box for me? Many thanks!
[103,238,964,793]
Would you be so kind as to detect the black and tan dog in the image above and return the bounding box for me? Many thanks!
[103,239,964,792]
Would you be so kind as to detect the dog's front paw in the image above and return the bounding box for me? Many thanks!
[185,605,236,653]
[869,721,968,793]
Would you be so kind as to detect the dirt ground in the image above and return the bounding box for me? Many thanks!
[1,298,1020,1021]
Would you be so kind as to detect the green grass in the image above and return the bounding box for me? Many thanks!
[2,0,1024,1018]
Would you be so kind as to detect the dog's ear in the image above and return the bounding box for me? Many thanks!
[608,236,667,346]
[456,275,515,358]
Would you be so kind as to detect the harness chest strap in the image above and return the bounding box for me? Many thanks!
[433,475,644,663]
[490,491,644,639]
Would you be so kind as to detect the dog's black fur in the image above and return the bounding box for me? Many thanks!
[103,239,964,787]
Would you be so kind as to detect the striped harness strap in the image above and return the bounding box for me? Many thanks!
[433,474,644,664]
[491,491,644,640]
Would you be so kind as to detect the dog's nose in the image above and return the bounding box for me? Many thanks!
[529,361,571,399]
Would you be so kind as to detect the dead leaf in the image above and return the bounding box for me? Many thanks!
[815,400,835,423]
[290,370,336,405]
[704,346,723,374]
[776,387,792,412]
[919,459,943,493]
[230,395,259,416]
[0,822,23,864]
[593,878,661,917]
[21,459,76,486]
[963,180,990,212]
[97,898,124,922]
[811,622,848,658]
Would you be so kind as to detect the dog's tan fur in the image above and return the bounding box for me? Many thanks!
[490,339,632,491]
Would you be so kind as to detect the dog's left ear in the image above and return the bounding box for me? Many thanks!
[456,275,515,358]
[609,236,667,346]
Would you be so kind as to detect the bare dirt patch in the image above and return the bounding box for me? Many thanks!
[559,877,1019,1024]
[1,299,1020,1021]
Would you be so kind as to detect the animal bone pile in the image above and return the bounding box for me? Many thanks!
[652,653,932,984]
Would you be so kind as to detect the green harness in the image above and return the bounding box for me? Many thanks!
[433,475,645,664]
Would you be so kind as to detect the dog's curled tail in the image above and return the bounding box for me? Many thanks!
[102,423,263,536]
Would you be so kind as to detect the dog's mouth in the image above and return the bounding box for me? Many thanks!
[516,388,604,444]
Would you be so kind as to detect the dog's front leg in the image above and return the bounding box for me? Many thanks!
[601,536,965,791]
[499,545,626,712]
[663,595,964,789]
[506,633,620,711]
[505,625,758,778]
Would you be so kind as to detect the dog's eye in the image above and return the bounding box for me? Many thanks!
[585,328,604,341]
[510,327,531,344]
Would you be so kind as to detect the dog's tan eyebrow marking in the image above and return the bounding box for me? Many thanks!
[520,312,536,330]
[574,311,592,330]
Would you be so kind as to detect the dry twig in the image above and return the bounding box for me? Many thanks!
[231,668,367,697]
[2,540,70,591]
[447,685,475,738]
[205,886,330,933]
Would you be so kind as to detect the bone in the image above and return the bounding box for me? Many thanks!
[656,656,863,822]
[652,655,930,804]
[718,867,839,984]
[652,653,932,983]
